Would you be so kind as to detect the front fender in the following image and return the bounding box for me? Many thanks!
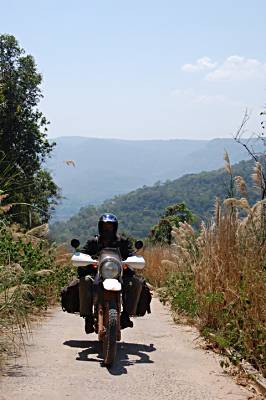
[103,279,121,291]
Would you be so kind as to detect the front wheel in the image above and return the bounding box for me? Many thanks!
[103,304,117,366]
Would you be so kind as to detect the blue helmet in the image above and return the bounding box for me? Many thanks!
[98,213,118,238]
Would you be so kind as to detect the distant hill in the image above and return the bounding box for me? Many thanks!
[46,137,261,221]
[49,158,259,245]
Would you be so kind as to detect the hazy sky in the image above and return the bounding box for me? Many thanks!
[1,1,266,140]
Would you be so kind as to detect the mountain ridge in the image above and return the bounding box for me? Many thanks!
[49,157,258,245]
[46,136,261,221]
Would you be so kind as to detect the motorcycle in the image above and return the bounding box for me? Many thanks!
[70,239,145,367]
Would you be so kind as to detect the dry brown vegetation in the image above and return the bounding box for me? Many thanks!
[144,200,266,376]
[196,199,266,374]
[0,223,74,367]
[143,245,174,287]
[144,158,266,377]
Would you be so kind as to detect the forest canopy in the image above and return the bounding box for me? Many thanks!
[49,158,259,245]
[0,34,59,227]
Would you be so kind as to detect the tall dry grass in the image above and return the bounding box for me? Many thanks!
[142,245,174,287]
[196,199,266,375]
[0,223,74,367]
[145,201,266,376]
[143,155,266,376]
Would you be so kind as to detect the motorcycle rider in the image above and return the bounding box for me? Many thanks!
[78,213,134,334]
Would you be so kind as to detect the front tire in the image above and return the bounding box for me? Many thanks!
[103,305,117,366]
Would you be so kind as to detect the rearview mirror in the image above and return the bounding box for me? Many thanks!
[71,239,80,249]
[135,240,143,250]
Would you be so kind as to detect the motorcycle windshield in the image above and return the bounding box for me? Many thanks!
[98,248,122,264]
[98,248,122,280]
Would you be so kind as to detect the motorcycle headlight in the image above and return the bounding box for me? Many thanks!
[100,259,120,279]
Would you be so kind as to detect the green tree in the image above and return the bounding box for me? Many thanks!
[149,203,194,245]
[0,34,59,227]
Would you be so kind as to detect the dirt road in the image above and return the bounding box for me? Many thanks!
[0,297,251,400]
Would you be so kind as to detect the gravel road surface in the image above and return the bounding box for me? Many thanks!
[0,296,251,400]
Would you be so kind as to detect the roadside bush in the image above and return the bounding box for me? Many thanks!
[0,224,75,364]
[148,203,194,245]
[196,199,266,375]
[165,271,198,318]
[152,201,266,376]
[142,245,173,287]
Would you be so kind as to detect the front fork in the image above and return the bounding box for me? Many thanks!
[97,289,121,342]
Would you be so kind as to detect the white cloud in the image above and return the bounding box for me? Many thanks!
[182,55,266,82]
[206,55,266,81]
[172,88,228,105]
[181,57,217,72]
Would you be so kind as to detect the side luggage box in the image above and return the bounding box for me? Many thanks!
[123,275,152,317]
[136,281,152,316]
[61,278,80,313]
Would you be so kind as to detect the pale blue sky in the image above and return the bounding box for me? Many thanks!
[1,0,266,139]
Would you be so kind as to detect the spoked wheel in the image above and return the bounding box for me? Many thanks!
[103,303,118,367]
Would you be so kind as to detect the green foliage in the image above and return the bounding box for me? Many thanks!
[163,272,198,318]
[48,136,264,220]
[0,225,75,361]
[149,203,194,244]
[158,256,266,376]
[49,158,259,245]
[153,195,266,376]
[0,227,74,306]
[0,34,59,227]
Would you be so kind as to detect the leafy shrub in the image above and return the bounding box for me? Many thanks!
[0,225,75,364]
[148,203,195,245]
[146,198,266,377]
[165,272,198,318]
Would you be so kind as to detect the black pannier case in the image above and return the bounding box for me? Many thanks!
[123,275,143,316]
[136,281,152,316]
[61,278,80,313]
[123,275,152,317]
